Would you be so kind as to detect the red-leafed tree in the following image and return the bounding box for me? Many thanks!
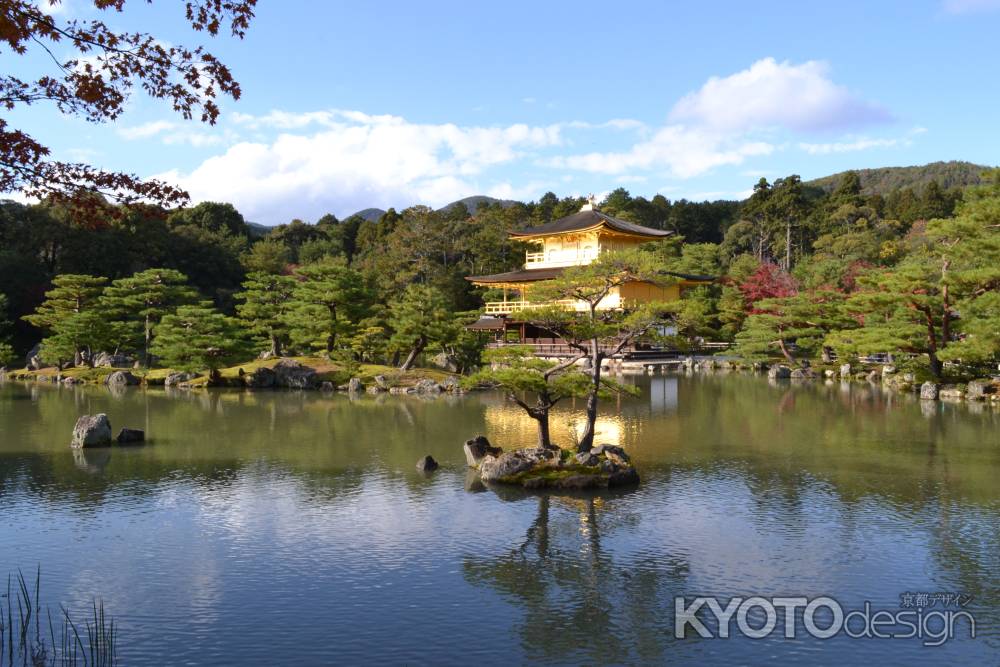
[0,0,257,210]
[738,262,797,309]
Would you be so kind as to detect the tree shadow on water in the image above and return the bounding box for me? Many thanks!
[463,487,692,664]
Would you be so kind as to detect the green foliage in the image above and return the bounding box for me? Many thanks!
[806,160,985,196]
[735,289,852,363]
[100,268,197,365]
[284,258,370,355]
[388,284,456,370]
[39,310,132,367]
[22,274,108,331]
[241,238,290,274]
[167,201,248,237]
[235,272,296,356]
[151,303,249,372]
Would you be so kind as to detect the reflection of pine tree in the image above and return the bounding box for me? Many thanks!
[463,494,690,663]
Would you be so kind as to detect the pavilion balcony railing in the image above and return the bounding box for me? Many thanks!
[483,298,578,314]
[524,251,596,268]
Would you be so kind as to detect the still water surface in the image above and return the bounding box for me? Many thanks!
[1,375,998,665]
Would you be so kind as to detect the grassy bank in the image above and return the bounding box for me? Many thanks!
[4,356,457,390]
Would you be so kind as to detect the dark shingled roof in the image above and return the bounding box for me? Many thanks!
[466,266,716,284]
[510,209,673,238]
[466,316,505,330]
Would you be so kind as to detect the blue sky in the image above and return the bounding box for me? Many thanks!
[12,0,1000,223]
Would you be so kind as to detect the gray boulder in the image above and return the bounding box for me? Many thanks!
[920,382,940,400]
[26,343,43,370]
[839,363,852,378]
[463,435,502,467]
[591,444,631,465]
[767,365,792,379]
[866,369,880,383]
[430,352,459,373]
[320,381,335,392]
[105,370,139,386]
[366,385,384,395]
[71,414,113,448]
[416,455,439,472]
[374,375,390,390]
[440,376,460,392]
[967,380,996,401]
[165,371,196,387]
[790,368,811,380]
[608,466,641,487]
[244,366,276,388]
[348,377,364,393]
[93,352,134,368]
[574,451,600,466]
[116,428,145,445]
[273,359,318,389]
[479,448,557,482]
[939,384,966,400]
[881,364,897,376]
[414,379,442,394]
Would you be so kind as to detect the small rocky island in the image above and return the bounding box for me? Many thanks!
[463,436,639,490]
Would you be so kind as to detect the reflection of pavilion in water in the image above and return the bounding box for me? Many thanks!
[482,376,679,449]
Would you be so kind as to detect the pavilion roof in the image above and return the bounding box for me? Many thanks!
[510,209,673,239]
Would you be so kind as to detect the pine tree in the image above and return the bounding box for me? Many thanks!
[150,303,248,373]
[100,268,197,366]
[283,258,370,355]
[735,289,851,364]
[465,346,592,449]
[22,274,108,331]
[39,311,131,368]
[236,272,296,356]
[388,284,455,371]
[22,274,108,365]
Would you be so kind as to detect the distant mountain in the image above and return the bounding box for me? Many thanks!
[438,195,518,215]
[806,160,989,195]
[246,221,270,239]
[345,207,386,222]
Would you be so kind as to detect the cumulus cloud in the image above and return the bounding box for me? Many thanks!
[548,126,774,178]
[798,137,900,155]
[157,111,563,222]
[669,57,891,132]
[118,120,228,147]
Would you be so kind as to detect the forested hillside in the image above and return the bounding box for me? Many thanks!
[806,160,986,195]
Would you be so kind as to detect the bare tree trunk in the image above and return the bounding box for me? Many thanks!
[776,338,797,365]
[785,221,791,270]
[577,336,603,453]
[531,409,553,449]
[400,336,426,371]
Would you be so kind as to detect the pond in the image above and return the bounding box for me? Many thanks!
[0,375,998,665]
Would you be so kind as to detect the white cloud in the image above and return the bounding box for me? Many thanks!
[798,137,901,155]
[118,120,177,140]
[158,112,563,222]
[118,120,231,147]
[669,57,891,132]
[548,125,774,178]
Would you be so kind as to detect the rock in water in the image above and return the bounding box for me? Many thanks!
[767,365,791,379]
[72,414,113,448]
[348,377,364,393]
[920,382,940,400]
[273,359,318,389]
[105,370,140,386]
[116,428,145,445]
[414,379,442,394]
[479,449,557,482]
[165,371,196,387]
[416,455,439,472]
[967,380,996,401]
[244,367,276,388]
[839,363,852,378]
[463,435,502,467]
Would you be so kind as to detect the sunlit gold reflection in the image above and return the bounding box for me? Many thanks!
[484,403,626,448]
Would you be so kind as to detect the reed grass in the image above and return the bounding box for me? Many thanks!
[0,568,116,667]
